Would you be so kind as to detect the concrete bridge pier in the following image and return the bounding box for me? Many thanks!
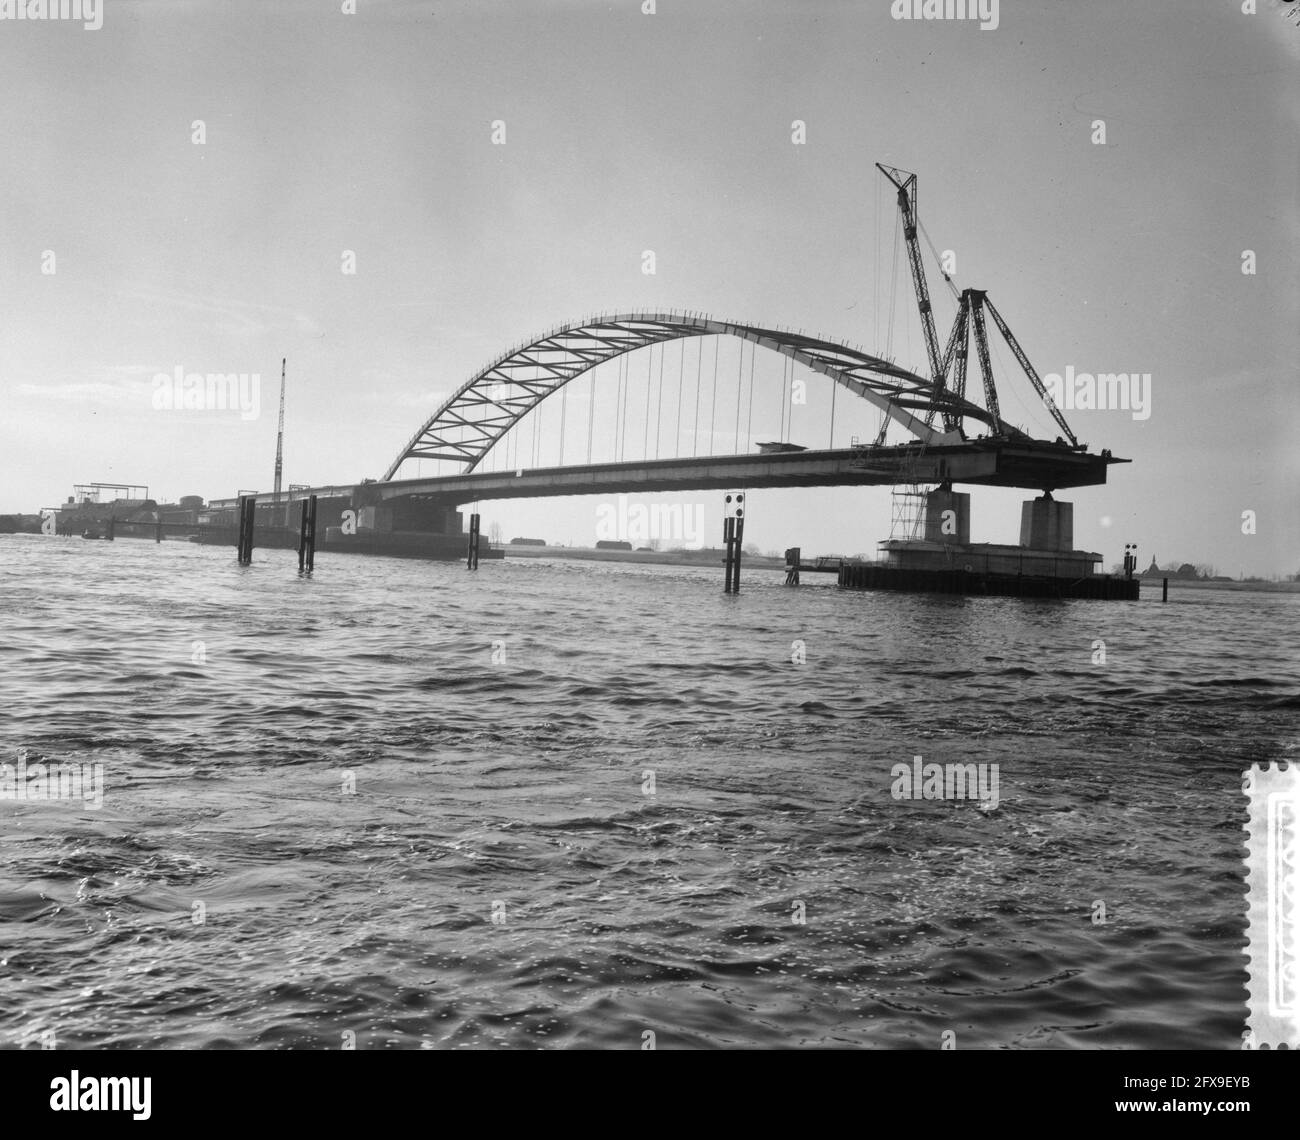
[920,487,1076,554]
[1019,492,1073,552]
[923,488,970,544]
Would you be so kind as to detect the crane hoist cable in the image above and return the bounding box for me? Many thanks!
[886,208,901,361]
[873,175,882,351]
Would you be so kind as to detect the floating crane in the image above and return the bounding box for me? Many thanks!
[875,163,1081,449]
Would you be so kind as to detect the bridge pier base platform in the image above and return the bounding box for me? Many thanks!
[837,561,1138,601]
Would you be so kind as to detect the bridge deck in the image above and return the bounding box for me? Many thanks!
[209,441,1124,512]
[367,441,1124,506]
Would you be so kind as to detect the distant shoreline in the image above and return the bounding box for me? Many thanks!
[1138,576,1300,594]
[499,545,1300,591]
[496,545,791,571]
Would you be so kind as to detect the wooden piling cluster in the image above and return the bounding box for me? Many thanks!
[235,494,319,570]
[297,495,318,573]
[236,496,256,565]
[784,546,801,586]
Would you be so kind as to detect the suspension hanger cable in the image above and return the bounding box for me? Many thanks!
[829,374,837,449]
[733,339,744,452]
[612,353,618,462]
[708,336,720,456]
[655,338,665,459]
[624,348,634,460]
[693,336,703,457]
[745,338,756,452]
[787,356,796,443]
[559,379,567,466]
[616,352,626,462]
[643,342,652,459]
[587,363,595,465]
[532,373,540,468]
[676,338,685,459]
[778,356,785,443]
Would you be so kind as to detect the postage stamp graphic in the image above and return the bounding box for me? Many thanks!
[1244,762,1299,1048]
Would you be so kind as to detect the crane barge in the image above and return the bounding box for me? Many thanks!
[836,164,1137,600]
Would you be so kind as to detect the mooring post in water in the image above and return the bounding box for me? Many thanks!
[297,498,308,572]
[298,495,318,573]
[106,516,115,541]
[784,546,800,586]
[723,517,735,592]
[307,496,317,571]
[1162,577,1168,603]
[733,513,745,595]
[467,512,480,570]
[237,496,256,565]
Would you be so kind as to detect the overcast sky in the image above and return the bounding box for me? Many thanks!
[2,0,1296,575]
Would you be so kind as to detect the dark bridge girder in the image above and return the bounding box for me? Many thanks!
[382,311,1028,481]
[363,441,1126,510]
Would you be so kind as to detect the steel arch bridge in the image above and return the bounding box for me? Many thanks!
[382,311,1032,482]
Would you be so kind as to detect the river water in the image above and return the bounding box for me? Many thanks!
[1,535,1295,1048]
